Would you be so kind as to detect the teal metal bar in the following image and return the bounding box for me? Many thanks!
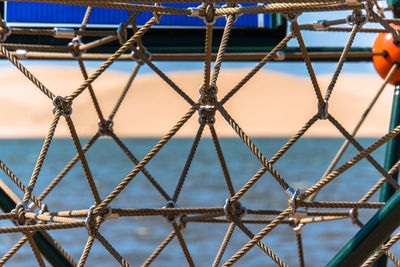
[373,84,400,267]
[327,84,400,266]
[328,0,400,260]
[0,184,73,266]
[327,188,400,266]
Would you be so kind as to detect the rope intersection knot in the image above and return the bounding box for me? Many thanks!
[198,107,216,125]
[162,201,178,224]
[318,100,329,120]
[53,96,72,116]
[224,198,247,222]
[199,83,218,106]
[85,205,98,237]
[68,37,85,58]
[98,119,114,136]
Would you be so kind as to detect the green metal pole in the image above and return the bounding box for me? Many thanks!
[327,187,400,266]
[327,83,400,266]
[0,184,73,266]
[373,83,400,267]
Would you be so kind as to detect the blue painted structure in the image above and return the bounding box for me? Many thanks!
[5,2,272,27]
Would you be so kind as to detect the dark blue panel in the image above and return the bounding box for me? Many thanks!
[6,2,271,27]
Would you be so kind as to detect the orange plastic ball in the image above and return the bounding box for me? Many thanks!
[373,25,400,85]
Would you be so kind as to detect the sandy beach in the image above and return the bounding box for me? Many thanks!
[0,65,394,138]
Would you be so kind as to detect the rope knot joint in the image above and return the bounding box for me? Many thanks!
[286,187,301,215]
[153,3,162,24]
[0,23,10,43]
[98,119,114,136]
[224,198,246,222]
[68,37,85,58]
[12,202,29,225]
[131,46,151,65]
[117,23,128,45]
[199,83,218,106]
[190,3,219,25]
[85,205,98,236]
[53,96,72,116]
[162,201,178,224]
[318,100,329,120]
[198,107,216,125]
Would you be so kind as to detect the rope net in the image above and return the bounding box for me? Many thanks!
[0,0,400,266]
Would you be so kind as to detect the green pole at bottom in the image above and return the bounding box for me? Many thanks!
[327,84,400,266]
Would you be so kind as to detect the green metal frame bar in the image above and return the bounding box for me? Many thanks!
[0,184,73,266]
[327,86,400,266]
[373,84,400,266]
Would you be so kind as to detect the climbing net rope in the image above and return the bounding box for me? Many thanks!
[2,0,400,266]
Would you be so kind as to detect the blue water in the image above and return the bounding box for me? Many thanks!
[0,137,397,266]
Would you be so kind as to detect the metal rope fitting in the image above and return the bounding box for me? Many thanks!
[16,49,28,60]
[131,46,151,65]
[285,12,301,23]
[177,215,187,230]
[189,4,220,25]
[198,83,218,106]
[224,198,247,222]
[53,96,73,116]
[318,100,329,120]
[53,28,75,39]
[346,12,368,27]
[293,223,304,235]
[349,208,361,225]
[0,23,11,43]
[286,187,300,214]
[104,206,119,220]
[198,107,216,125]
[162,201,177,224]
[275,51,285,61]
[68,37,84,58]
[222,4,243,24]
[312,20,328,31]
[117,23,128,45]
[85,205,97,236]
[153,3,162,24]
[98,119,114,136]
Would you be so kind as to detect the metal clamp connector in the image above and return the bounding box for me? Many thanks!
[153,3,162,24]
[346,13,368,27]
[318,100,329,120]
[312,20,328,31]
[189,4,220,25]
[85,205,97,236]
[0,24,11,43]
[286,187,300,212]
[285,12,302,23]
[274,51,285,61]
[224,198,247,221]
[162,201,177,224]
[117,23,128,45]
[16,49,27,59]
[68,37,84,58]
[222,4,242,24]
[53,28,75,39]
[131,46,151,65]
[293,223,304,234]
